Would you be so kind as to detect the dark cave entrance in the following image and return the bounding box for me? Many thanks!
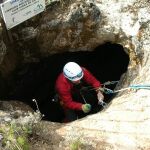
[5,42,129,122]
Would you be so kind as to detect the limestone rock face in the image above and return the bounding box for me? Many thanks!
[0,0,150,149]
[0,20,6,66]
[37,0,101,55]
[35,0,150,150]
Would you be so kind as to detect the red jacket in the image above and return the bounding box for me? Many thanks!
[55,67,101,111]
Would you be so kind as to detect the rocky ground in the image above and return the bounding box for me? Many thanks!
[0,0,150,149]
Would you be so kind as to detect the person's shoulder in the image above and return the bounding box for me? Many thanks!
[56,72,65,81]
[56,73,71,85]
[56,73,70,91]
[81,67,88,73]
[81,66,86,70]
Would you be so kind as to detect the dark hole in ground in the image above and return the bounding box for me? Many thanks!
[4,42,129,122]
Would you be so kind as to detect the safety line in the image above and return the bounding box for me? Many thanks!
[107,85,150,94]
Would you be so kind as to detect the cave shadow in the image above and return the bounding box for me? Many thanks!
[4,42,129,122]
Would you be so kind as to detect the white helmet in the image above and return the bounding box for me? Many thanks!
[63,62,83,81]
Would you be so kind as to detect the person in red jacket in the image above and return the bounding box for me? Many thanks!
[55,62,104,122]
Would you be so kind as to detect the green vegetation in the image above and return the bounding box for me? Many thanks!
[70,138,83,150]
[0,123,32,150]
[0,101,42,150]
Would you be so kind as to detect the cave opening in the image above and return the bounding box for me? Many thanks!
[4,42,129,122]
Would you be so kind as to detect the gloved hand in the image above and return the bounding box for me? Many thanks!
[97,91,104,104]
[82,104,91,113]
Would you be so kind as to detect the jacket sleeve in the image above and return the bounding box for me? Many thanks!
[57,87,83,111]
[83,67,102,89]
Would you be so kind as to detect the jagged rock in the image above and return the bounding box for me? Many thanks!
[19,27,39,41]
[32,0,150,149]
[0,101,34,112]
[0,20,6,65]
[37,0,101,55]
[0,0,150,149]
